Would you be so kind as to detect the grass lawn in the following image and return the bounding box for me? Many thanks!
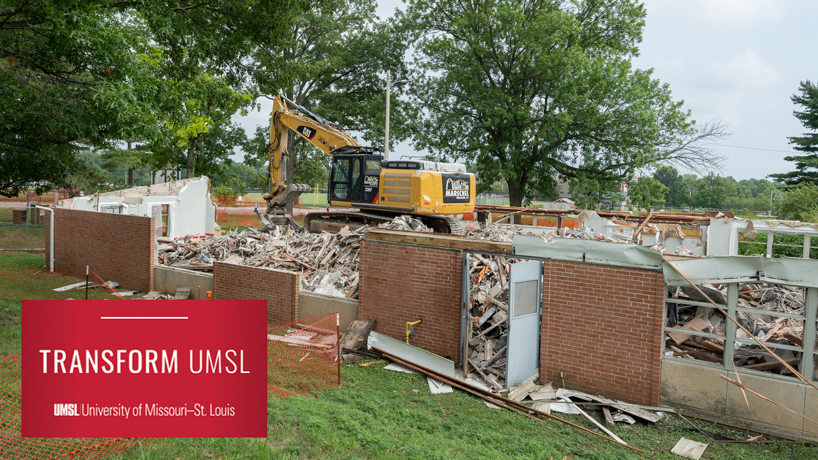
[0,252,815,459]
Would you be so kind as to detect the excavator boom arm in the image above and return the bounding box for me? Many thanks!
[268,94,359,193]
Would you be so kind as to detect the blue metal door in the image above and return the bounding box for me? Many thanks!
[506,261,542,388]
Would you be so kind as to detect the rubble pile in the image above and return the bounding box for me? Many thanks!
[158,216,430,299]
[666,283,805,375]
[464,223,701,256]
[465,252,521,391]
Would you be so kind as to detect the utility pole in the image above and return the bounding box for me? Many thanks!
[384,71,411,162]
[385,70,391,161]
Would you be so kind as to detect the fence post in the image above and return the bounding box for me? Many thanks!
[337,312,341,385]
[24,192,30,250]
[85,266,89,300]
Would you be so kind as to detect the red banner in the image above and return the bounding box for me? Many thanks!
[22,300,267,438]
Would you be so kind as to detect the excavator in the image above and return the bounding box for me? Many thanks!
[255,94,474,234]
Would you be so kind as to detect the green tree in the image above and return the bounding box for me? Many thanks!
[244,0,411,196]
[214,162,257,188]
[63,151,114,196]
[770,80,818,186]
[0,3,158,197]
[628,176,668,212]
[779,183,818,222]
[148,72,253,179]
[693,173,728,209]
[405,0,725,208]
[0,0,301,197]
[100,142,146,187]
[653,166,684,207]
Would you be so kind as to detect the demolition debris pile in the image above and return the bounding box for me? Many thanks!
[465,252,519,391]
[465,224,701,256]
[666,283,806,376]
[157,217,430,299]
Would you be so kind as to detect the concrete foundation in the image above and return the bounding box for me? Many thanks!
[154,265,213,299]
[661,359,818,441]
[299,292,358,331]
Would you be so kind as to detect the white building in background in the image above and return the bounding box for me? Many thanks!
[57,176,217,239]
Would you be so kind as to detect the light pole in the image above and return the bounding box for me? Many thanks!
[384,70,411,162]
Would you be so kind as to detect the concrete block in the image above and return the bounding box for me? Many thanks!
[660,360,728,413]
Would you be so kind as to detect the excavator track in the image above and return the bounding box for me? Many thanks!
[302,210,464,234]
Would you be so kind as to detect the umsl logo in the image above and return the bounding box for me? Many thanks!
[54,403,79,416]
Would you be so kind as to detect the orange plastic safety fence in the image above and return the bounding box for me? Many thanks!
[0,357,151,459]
[266,313,340,398]
[216,208,262,229]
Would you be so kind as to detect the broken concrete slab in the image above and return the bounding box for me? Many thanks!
[508,370,538,401]
[671,438,708,459]
[174,287,191,300]
[531,401,551,414]
[142,291,162,299]
[528,383,557,401]
[341,319,377,352]
[427,377,453,394]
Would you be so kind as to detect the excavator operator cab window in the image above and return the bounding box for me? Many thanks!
[331,158,352,201]
[330,154,382,205]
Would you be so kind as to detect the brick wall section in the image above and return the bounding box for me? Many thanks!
[213,262,300,323]
[46,208,155,292]
[358,239,462,362]
[540,260,665,406]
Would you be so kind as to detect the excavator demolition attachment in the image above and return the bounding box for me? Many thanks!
[255,183,312,234]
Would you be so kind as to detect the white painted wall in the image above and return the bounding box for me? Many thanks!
[57,177,216,239]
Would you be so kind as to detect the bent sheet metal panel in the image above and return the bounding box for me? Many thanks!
[368,331,456,378]
[662,255,818,289]
[512,234,664,270]
[512,234,818,289]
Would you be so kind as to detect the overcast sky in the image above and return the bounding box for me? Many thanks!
[235,0,818,182]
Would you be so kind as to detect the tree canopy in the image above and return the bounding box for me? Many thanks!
[405,0,725,207]
[651,166,784,214]
[769,80,818,186]
[0,0,300,197]
[779,183,818,222]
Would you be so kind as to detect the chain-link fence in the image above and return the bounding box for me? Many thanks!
[0,196,46,252]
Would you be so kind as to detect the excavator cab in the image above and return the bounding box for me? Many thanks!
[329,149,384,206]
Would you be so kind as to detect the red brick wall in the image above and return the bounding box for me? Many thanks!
[46,208,155,292]
[540,260,665,405]
[213,262,300,323]
[358,239,462,362]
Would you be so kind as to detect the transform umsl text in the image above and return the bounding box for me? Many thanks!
[38,349,250,374]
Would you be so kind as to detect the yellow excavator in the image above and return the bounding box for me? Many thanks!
[255,94,475,233]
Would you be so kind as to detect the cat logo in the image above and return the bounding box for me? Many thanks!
[297,126,316,140]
